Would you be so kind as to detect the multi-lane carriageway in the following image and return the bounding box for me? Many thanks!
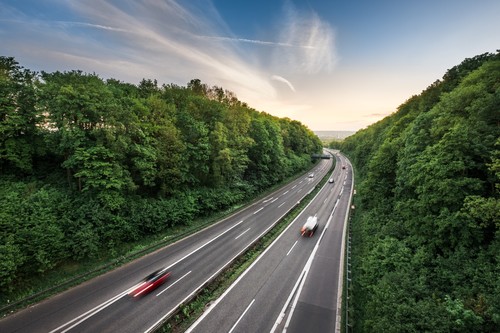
[187,152,353,333]
[1,151,353,333]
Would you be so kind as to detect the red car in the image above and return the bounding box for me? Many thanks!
[129,268,171,297]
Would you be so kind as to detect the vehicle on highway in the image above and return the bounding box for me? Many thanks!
[129,268,171,297]
[301,216,318,237]
[308,173,314,178]
[329,178,334,183]
[342,165,346,170]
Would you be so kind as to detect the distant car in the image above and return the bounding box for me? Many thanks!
[329,178,334,183]
[129,268,171,298]
[308,173,314,178]
[342,165,346,170]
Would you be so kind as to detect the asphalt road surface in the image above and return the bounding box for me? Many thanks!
[187,151,353,333]
[0,156,333,333]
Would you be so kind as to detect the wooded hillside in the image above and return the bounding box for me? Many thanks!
[335,52,499,332]
[0,57,322,295]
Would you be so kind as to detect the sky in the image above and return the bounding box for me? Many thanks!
[1,0,499,131]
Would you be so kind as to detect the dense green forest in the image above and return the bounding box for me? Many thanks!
[0,57,322,294]
[334,52,499,332]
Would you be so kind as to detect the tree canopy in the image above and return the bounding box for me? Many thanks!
[334,52,500,332]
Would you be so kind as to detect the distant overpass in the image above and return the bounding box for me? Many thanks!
[312,153,331,159]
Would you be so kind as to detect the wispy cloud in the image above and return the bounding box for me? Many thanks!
[271,75,296,92]
[272,2,337,74]
[1,0,337,127]
[12,0,277,99]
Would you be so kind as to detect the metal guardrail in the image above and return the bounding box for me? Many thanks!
[345,215,353,332]
[333,154,354,333]
[345,159,354,333]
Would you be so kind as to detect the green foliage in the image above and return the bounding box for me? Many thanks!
[0,57,39,174]
[0,237,22,293]
[0,180,69,287]
[340,52,500,332]
[0,57,322,294]
[444,295,484,332]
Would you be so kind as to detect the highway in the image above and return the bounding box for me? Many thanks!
[0,156,333,333]
[187,152,353,333]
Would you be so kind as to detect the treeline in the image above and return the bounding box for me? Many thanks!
[0,57,322,293]
[333,52,500,332]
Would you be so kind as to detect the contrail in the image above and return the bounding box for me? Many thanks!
[202,35,315,49]
[57,21,129,32]
[271,75,296,92]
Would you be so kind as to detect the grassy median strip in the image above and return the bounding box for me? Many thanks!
[156,166,333,333]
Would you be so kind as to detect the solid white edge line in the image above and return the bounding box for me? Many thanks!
[235,227,251,240]
[282,271,309,333]
[269,270,306,333]
[325,199,339,230]
[57,288,132,333]
[286,240,298,256]
[48,287,135,333]
[228,299,255,333]
[156,271,192,297]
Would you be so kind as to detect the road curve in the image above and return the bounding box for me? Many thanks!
[186,151,352,333]
[0,158,333,333]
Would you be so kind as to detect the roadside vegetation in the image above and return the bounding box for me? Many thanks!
[0,57,322,310]
[333,52,500,332]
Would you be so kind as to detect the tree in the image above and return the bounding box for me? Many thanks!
[0,56,39,174]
